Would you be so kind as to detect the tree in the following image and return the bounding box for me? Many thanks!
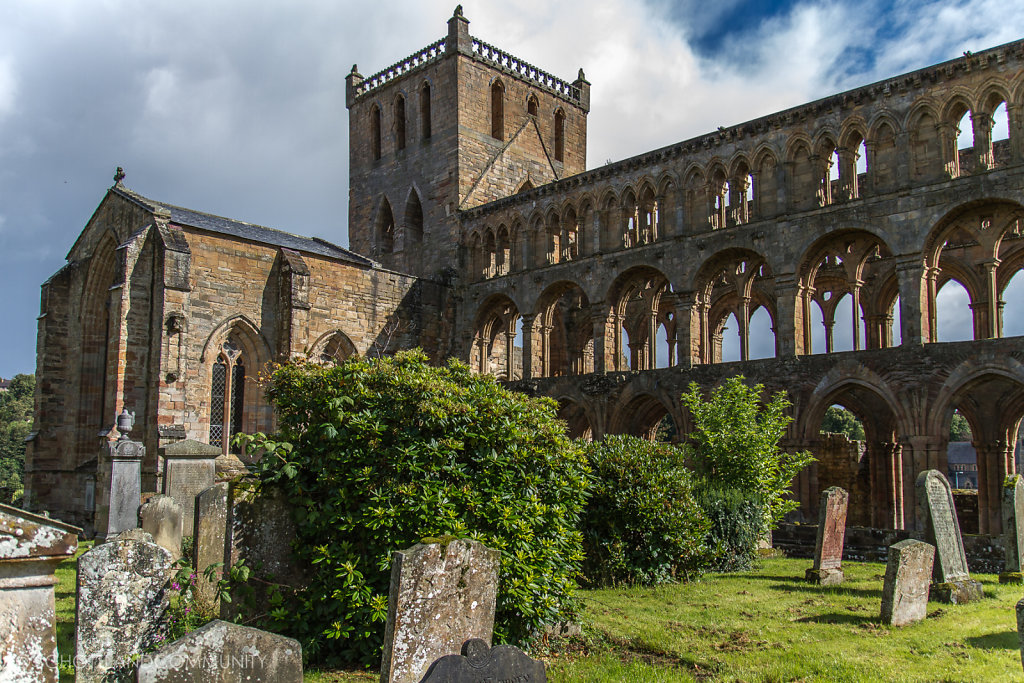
[820,405,865,441]
[681,376,814,526]
[949,410,972,442]
[0,374,34,505]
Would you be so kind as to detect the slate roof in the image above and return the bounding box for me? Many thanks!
[112,185,375,266]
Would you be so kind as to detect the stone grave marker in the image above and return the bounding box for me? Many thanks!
[880,539,935,626]
[805,486,848,585]
[420,638,546,683]
[139,494,184,561]
[75,538,173,682]
[916,469,983,603]
[0,503,80,683]
[161,439,218,536]
[97,436,145,541]
[1001,474,1024,584]
[380,538,501,683]
[193,482,229,610]
[136,619,302,682]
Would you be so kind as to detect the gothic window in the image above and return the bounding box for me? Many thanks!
[395,95,407,151]
[491,81,505,140]
[404,190,423,243]
[209,341,245,454]
[420,82,432,139]
[527,95,539,117]
[554,109,565,162]
[376,198,395,254]
[371,105,382,160]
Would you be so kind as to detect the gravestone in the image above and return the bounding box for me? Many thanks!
[420,638,546,683]
[98,437,145,541]
[193,482,229,609]
[0,504,80,683]
[136,619,302,682]
[112,528,155,543]
[916,469,983,603]
[805,486,848,586]
[380,538,501,683]
[161,439,218,536]
[1001,474,1024,584]
[880,539,935,626]
[139,494,184,561]
[75,539,173,682]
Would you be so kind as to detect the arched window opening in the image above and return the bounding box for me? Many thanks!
[554,109,565,162]
[517,179,533,194]
[319,332,356,364]
[209,342,245,454]
[856,139,868,175]
[810,299,827,354]
[890,294,903,347]
[420,82,432,139]
[830,293,864,353]
[992,100,1010,166]
[620,326,632,370]
[491,81,505,140]
[404,191,423,243]
[1003,271,1024,337]
[720,313,741,362]
[947,407,978,497]
[936,279,973,342]
[527,95,539,117]
[819,405,865,441]
[371,105,382,161]
[748,306,775,360]
[955,108,974,175]
[376,199,395,254]
[655,323,671,369]
[395,95,406,151]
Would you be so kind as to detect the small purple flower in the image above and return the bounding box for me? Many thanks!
[171,581,181,591]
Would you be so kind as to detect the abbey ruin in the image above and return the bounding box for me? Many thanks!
[25,8,1024,537]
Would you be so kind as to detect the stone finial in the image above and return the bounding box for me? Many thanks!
[117,408,135,440]
[578,68,586,81]
[350,63,359,74]
[113,167,125,185]
[453,4,463,17]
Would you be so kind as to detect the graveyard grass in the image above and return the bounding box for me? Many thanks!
[300,556,1023,682]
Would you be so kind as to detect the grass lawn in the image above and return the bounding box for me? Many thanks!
[56,553,1023,682]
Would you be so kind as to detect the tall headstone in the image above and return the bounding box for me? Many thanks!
[420,639,546,683]
[380,538,501,683]
[193,482,229,610]
[805,486,848,585]
[160,439,218,536]
[136,620,303,682]
[916,469,983,603]
[0,504,80,682]
[1001,474,1024,584]
[75,539,173,682]
[139,494,184,561]
[880,539,935,626]
[97,436,145,541]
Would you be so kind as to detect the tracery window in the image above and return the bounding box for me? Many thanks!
[209,340,245,453]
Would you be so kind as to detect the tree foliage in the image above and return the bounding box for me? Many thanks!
[949,410,972,442]
[820,405,865,441]
[681,376,813,526]
[243,351,590,667]
[0,374,33,505]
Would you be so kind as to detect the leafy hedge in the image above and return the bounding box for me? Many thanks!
[694,487,766,572]
[581,435,710,586]
[244,351,590,667]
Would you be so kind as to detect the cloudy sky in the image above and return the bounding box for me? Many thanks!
[2,0,1023,376]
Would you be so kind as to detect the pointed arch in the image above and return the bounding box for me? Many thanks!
[404,188,424,243]
[375,196,396,254]
[491,79,505,140]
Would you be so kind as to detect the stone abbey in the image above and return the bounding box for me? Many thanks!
[25,8,1024,537]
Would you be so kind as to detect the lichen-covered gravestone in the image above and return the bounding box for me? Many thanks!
[160,439,218,536]
[139,494,184,561]
[0,503,80,683]
[420,638,546,683]
[380,538,501,683]
[75,539,174,682]
[97,437,145,541]
[135,619,302,682]
[805,486,848,586]
[915,469,983,603]
[880,539,935,626]
[193,482,229,610]
[1001,474,1024,584]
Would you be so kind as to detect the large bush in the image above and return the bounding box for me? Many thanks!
[244,351,590,667]
[681,376,814,527]
[695,487,766,572]
[581,435,710,586]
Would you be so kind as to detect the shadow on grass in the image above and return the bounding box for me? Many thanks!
[966,631,1019,650]
[767,583,884,599]
[796,613,879,626]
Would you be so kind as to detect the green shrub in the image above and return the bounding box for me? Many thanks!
[581,435,710,587]
[681,377,814,527]
[695,486,766,572]
[243,350,590,667]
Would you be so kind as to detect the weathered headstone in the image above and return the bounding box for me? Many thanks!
[0,504,80,683]
[136,619,303,682]
[916,469,983,603]
[1001,474,1024,584]
[380,539,501,683]
[161,439,218,536]
[880,539,935,626]
[75,539,173,682]
[805,486,848,586]
[111,528,155,544]
[420,638,546,683]
[139,494,184,561]
[97,436,145,541]
[193,482,229,609]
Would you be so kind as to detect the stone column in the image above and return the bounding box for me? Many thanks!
[971,111,994,171]
[895,258,928,346]
[0,504,80,683]
[850,280,863,350]
[672,293,697,368]
[519,314,535,380]
[774,276,804,357]
[982,257,1000,339]
[836,147,858,200]
[976,439,1014,535]
[590,306,608,374]
[738,296,751,361]
[503,330,516,381]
